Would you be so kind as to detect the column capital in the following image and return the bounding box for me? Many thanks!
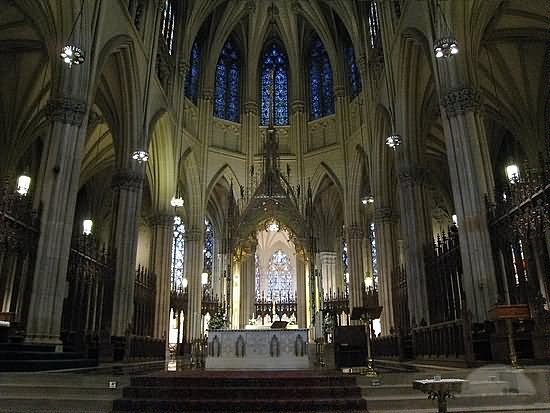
[243,100,258,115]
[347,224,364,240]
[46,96,87,126]
[148,214,173,228]
[178,60,189,78]
[398,165,428,186]
[111,169,143,192]
[374,207,397,224]
[200,88,213,101]
[290,99,305,114]
[184,227,202,242]
[441,87,481,117]
[334,86,345,99]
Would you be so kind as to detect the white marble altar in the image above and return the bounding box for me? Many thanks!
[206,328,309,370]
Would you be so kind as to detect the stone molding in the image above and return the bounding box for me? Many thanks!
[441,87,481,117]
[47,97,87,126]
[111,169,143,192]
[334,86,345,98]
[201,89,214,101]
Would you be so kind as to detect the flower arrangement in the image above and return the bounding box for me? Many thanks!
[208,311,227,330]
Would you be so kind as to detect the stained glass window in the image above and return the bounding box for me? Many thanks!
[171,216,185,290]
[342,238,349,296]
[345,46,362,97]
[308,35,334,120]
[161,0,176,55]
[368,0,381,49]
[267,250,293,301]
[185,41,201,103]
[260,43,289,126]
[214,40,240,122]
[369,223,378,287]
[203,219,214,274]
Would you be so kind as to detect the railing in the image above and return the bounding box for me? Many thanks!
[412,318,473,361]
[133,265,156,337]
[126,334,165,360]
[62,235,114,354]
[391,264,410,333]
[424,227,464,324]
[201,290,221,316]
[0,183,40,337]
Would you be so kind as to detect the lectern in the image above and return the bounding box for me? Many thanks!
[351,305,382,377]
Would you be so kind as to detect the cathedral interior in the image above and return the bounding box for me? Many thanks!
[0,0,549,412]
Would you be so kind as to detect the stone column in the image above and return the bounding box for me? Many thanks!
[238,243,256,328]
[290,99,307,189]
[347,224,365,322]
[375,207,398,334]
[318,252,338,297]
[397,165,431,326]
[149,214,173,339]
[25,96,87,346]
[110,168,144,337]
[440,87,498,321]
[295,250,307,328]
[184,226,203,341]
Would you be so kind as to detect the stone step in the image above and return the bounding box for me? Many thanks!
[112,397,367,412]
[122,384,361,400]
[0,384,122,398]
[0,350,87,360]
[130,374,357,388]
[0,358,97,371]
[368,404,550,413]
[0,396,114,412]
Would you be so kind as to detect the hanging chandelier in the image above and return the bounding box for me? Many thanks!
[434,36,459,59]
[385,134,402,150]
[131,150,149,163]
[265,218,280,232]
[60,0,86,67]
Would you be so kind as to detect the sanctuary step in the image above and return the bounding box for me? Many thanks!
[0,372,127,412]
[0,342,97,371]
[112,370,368,412]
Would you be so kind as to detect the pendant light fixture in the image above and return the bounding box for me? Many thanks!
[60,0,86,67]
[432,1,459,59]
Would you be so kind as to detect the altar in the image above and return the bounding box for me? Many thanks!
[205,328,310,370]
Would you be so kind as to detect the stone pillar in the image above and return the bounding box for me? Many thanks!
[238,243,256,328]
[375,207,398,334]
[290,99,307,189]
[295,250,307,328]
[318,252,338,297]
[149,214,173,339]
[397,165,431,326]
[25,96,87,346]
[184,226,203,341]
[347,224,365,322]
[440,87,498,321]
[110,168,144,337]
